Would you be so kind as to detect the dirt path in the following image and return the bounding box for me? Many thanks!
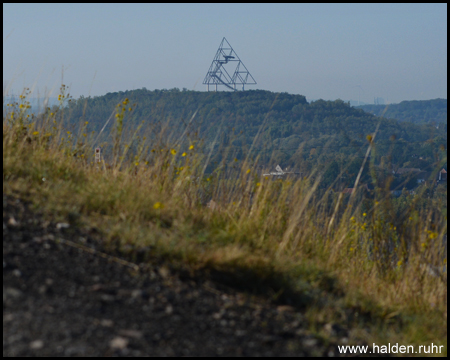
[3,194,359,356]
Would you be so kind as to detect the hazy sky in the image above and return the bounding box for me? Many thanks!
[3,3,447,103]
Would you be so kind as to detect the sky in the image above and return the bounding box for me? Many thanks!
[3,3,447,104]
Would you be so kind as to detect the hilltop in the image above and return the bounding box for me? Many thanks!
[57,88,446,188]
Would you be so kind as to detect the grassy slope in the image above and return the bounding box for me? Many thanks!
[3,91,447,356]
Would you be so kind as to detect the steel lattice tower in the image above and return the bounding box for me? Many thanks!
[203,37,256,91]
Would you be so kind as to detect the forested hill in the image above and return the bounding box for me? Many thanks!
[61,88,446,185]
[356,98,447,125]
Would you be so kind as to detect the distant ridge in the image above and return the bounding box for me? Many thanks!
[356,98,447,125]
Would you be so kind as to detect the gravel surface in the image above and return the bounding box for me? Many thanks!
[3,194,365,356]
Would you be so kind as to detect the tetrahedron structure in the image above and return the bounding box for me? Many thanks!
[203,37,256,91]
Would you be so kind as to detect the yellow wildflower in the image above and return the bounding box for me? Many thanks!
[246,169,251,174]
[182,152,187,157]
[189,145,194,150]
[32,131,39,136]
[153,202,163,209]
[170,149,177,155]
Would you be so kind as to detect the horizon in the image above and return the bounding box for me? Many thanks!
[3,87,447,108]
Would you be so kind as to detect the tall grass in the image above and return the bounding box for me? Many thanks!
[3,87,447,354]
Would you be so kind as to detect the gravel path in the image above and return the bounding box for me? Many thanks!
[3,194,362,356]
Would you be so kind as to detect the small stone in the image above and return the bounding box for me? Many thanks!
[64,345,87,356]
[118,329,143,339]
[43,234,54,241]
[158,266,170,279]
[101,294,115,302]
[110,336,128,350]
[100,319,114,327]
[12,269,22,277]
[4,313,14,322]
[277,305,295,312]
[8,217,18,227]
[324,323,338,336]
[131,289,143,298]
[56,222,70,229]
[90,283,103,292]
[29,339,44,350]
[165,305,173,314]
[291,320,300,328]
[303,338,318,347]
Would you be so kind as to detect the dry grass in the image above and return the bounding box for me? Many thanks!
[3,88,447,355]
